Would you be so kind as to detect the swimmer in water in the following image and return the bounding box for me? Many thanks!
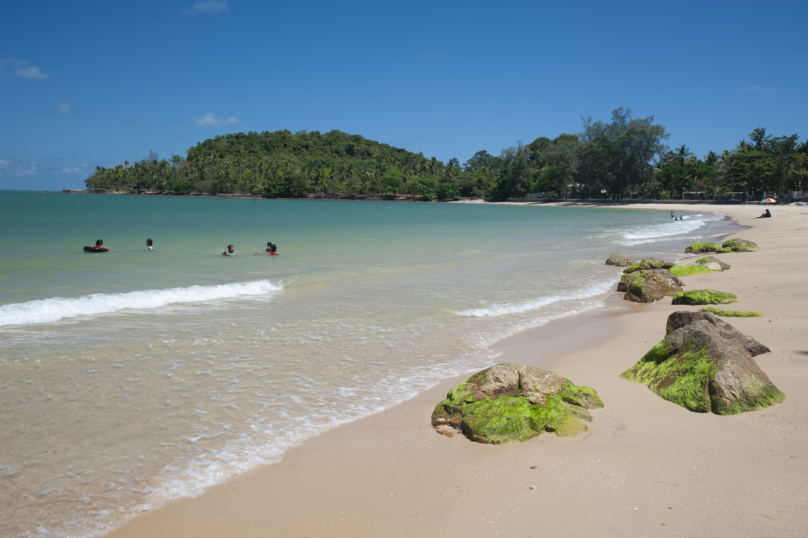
[146,238,153,250]
[223,245,235,256]
[265,242,278,255]
[94,239,109,251]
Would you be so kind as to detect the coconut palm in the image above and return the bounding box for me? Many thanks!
[749,127,772,151]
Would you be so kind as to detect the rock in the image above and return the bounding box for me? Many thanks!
[605,253,634,267]
[621,311,782,414]
[685,242,727,254]
[722,239,758,252]
[699,307,763,318]
[620,269,683,303]
[695,256,731,271]
[702,262,723,272]
[672,289,737,305]
[670,264,712,278]
[431,363,604,444]
[622,258,676,274]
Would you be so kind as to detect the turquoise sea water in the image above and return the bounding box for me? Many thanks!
[0,191,736,537]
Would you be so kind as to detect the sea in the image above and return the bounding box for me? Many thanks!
[0,191,737,537]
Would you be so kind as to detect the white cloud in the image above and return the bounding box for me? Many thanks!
[183,1,229,14]
[193,112,240,126]
[0,58,49,80]
[742,85,777,94]
[0,158,38,177]
[57,103,73,114]
[59,167,83,174]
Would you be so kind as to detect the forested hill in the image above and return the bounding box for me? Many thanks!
[186,129,422,167]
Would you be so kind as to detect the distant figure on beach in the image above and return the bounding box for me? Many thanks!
[757,209,772,219]
[146,238,153,250]
[223,245,235,256]
[94,239,109,250]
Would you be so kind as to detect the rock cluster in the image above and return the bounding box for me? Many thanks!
[621,311,783,414]
[622,258,676,273]
[618,269,683,303]
[695,256,731,271]
[672,289,737,305]
[431,363,603,444]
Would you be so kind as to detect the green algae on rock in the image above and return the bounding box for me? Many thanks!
[722,238,758,252]
[621,311,783,415]
[605,253,634,267]
[672,289,737,305]
[685,242,730,254]
[670,264,712,278]
[699,307,763,318]
[431,363,603,444]
[695,256,731,271]
[622,258,676,274]
[620,269,683,303]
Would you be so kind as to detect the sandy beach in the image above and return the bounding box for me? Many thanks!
[105,203,808,538]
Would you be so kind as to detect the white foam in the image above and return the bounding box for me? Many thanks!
[0,280,283,327]
[615,218,708,246]
[452,279,615,318]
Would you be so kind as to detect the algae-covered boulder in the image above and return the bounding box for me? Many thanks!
[622,258,676,274]
[605,253,634,267]
[670,264,712,278]
[701,262,723,272]
[722,238,758,252]
[685,242,728,254]
[672,289,737,305]
[695,256,731,271]
[431,363,603,444]
[621,311,782,414]
[699,307,763,318]
[620,269,683,303]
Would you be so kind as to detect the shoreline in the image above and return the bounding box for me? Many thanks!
[105,203,808,537]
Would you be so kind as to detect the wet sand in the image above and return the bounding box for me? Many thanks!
[106,203,808,538]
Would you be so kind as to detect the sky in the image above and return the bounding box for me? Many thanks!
[1,0,806,190]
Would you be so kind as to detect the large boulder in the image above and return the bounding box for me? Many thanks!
[672,289,737,305]
[622,258,676,274]
[431,363,603,444]
[620,269,683,303]
[605,253,634,267]
[621,311,782,414]
[670,264,712,277]
[695,256,731,271]
[722,238,758,252]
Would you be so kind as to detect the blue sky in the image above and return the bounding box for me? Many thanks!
[1,0,806,190]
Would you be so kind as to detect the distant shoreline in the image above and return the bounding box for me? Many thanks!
[55,189,754,206]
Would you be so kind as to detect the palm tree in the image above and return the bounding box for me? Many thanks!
[749,127,772,151]
[703,151,718,165]
[673,145,692,166]
[735,140,754,153]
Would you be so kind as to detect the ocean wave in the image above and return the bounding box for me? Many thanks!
[615,218,708,246]
[0,280,283,327]
[451,279,615,318]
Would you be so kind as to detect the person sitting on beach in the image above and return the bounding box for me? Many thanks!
[757,209,772,218]
[146,238,153,250]
[223,245,235,256]
[94,239,109,251]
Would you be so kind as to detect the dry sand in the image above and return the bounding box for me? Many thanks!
[106,203,808,538]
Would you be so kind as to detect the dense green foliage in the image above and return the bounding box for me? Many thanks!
[85,112,807,201]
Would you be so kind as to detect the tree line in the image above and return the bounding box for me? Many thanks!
[85,109,807,201]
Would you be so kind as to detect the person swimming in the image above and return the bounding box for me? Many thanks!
[223,245,235,256]
[94,239,109,251]
[146,238,153,250]
[266,242,278,256]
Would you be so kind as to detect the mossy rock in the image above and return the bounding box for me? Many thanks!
[722,238,758,252]
[432,363,603,444]
[621,269,683,303]
[605,253,634,267]
[672,289,737,305]
[695,256,731,271]
[699,307,763,318]
[622,311,782,415]
[685,242,731,254]
[622,258,676,274]
[670,264,712,278]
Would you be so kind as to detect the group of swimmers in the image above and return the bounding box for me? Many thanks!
[84,239,278,255]
[669,211,685,221]
[222,242,278,256]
